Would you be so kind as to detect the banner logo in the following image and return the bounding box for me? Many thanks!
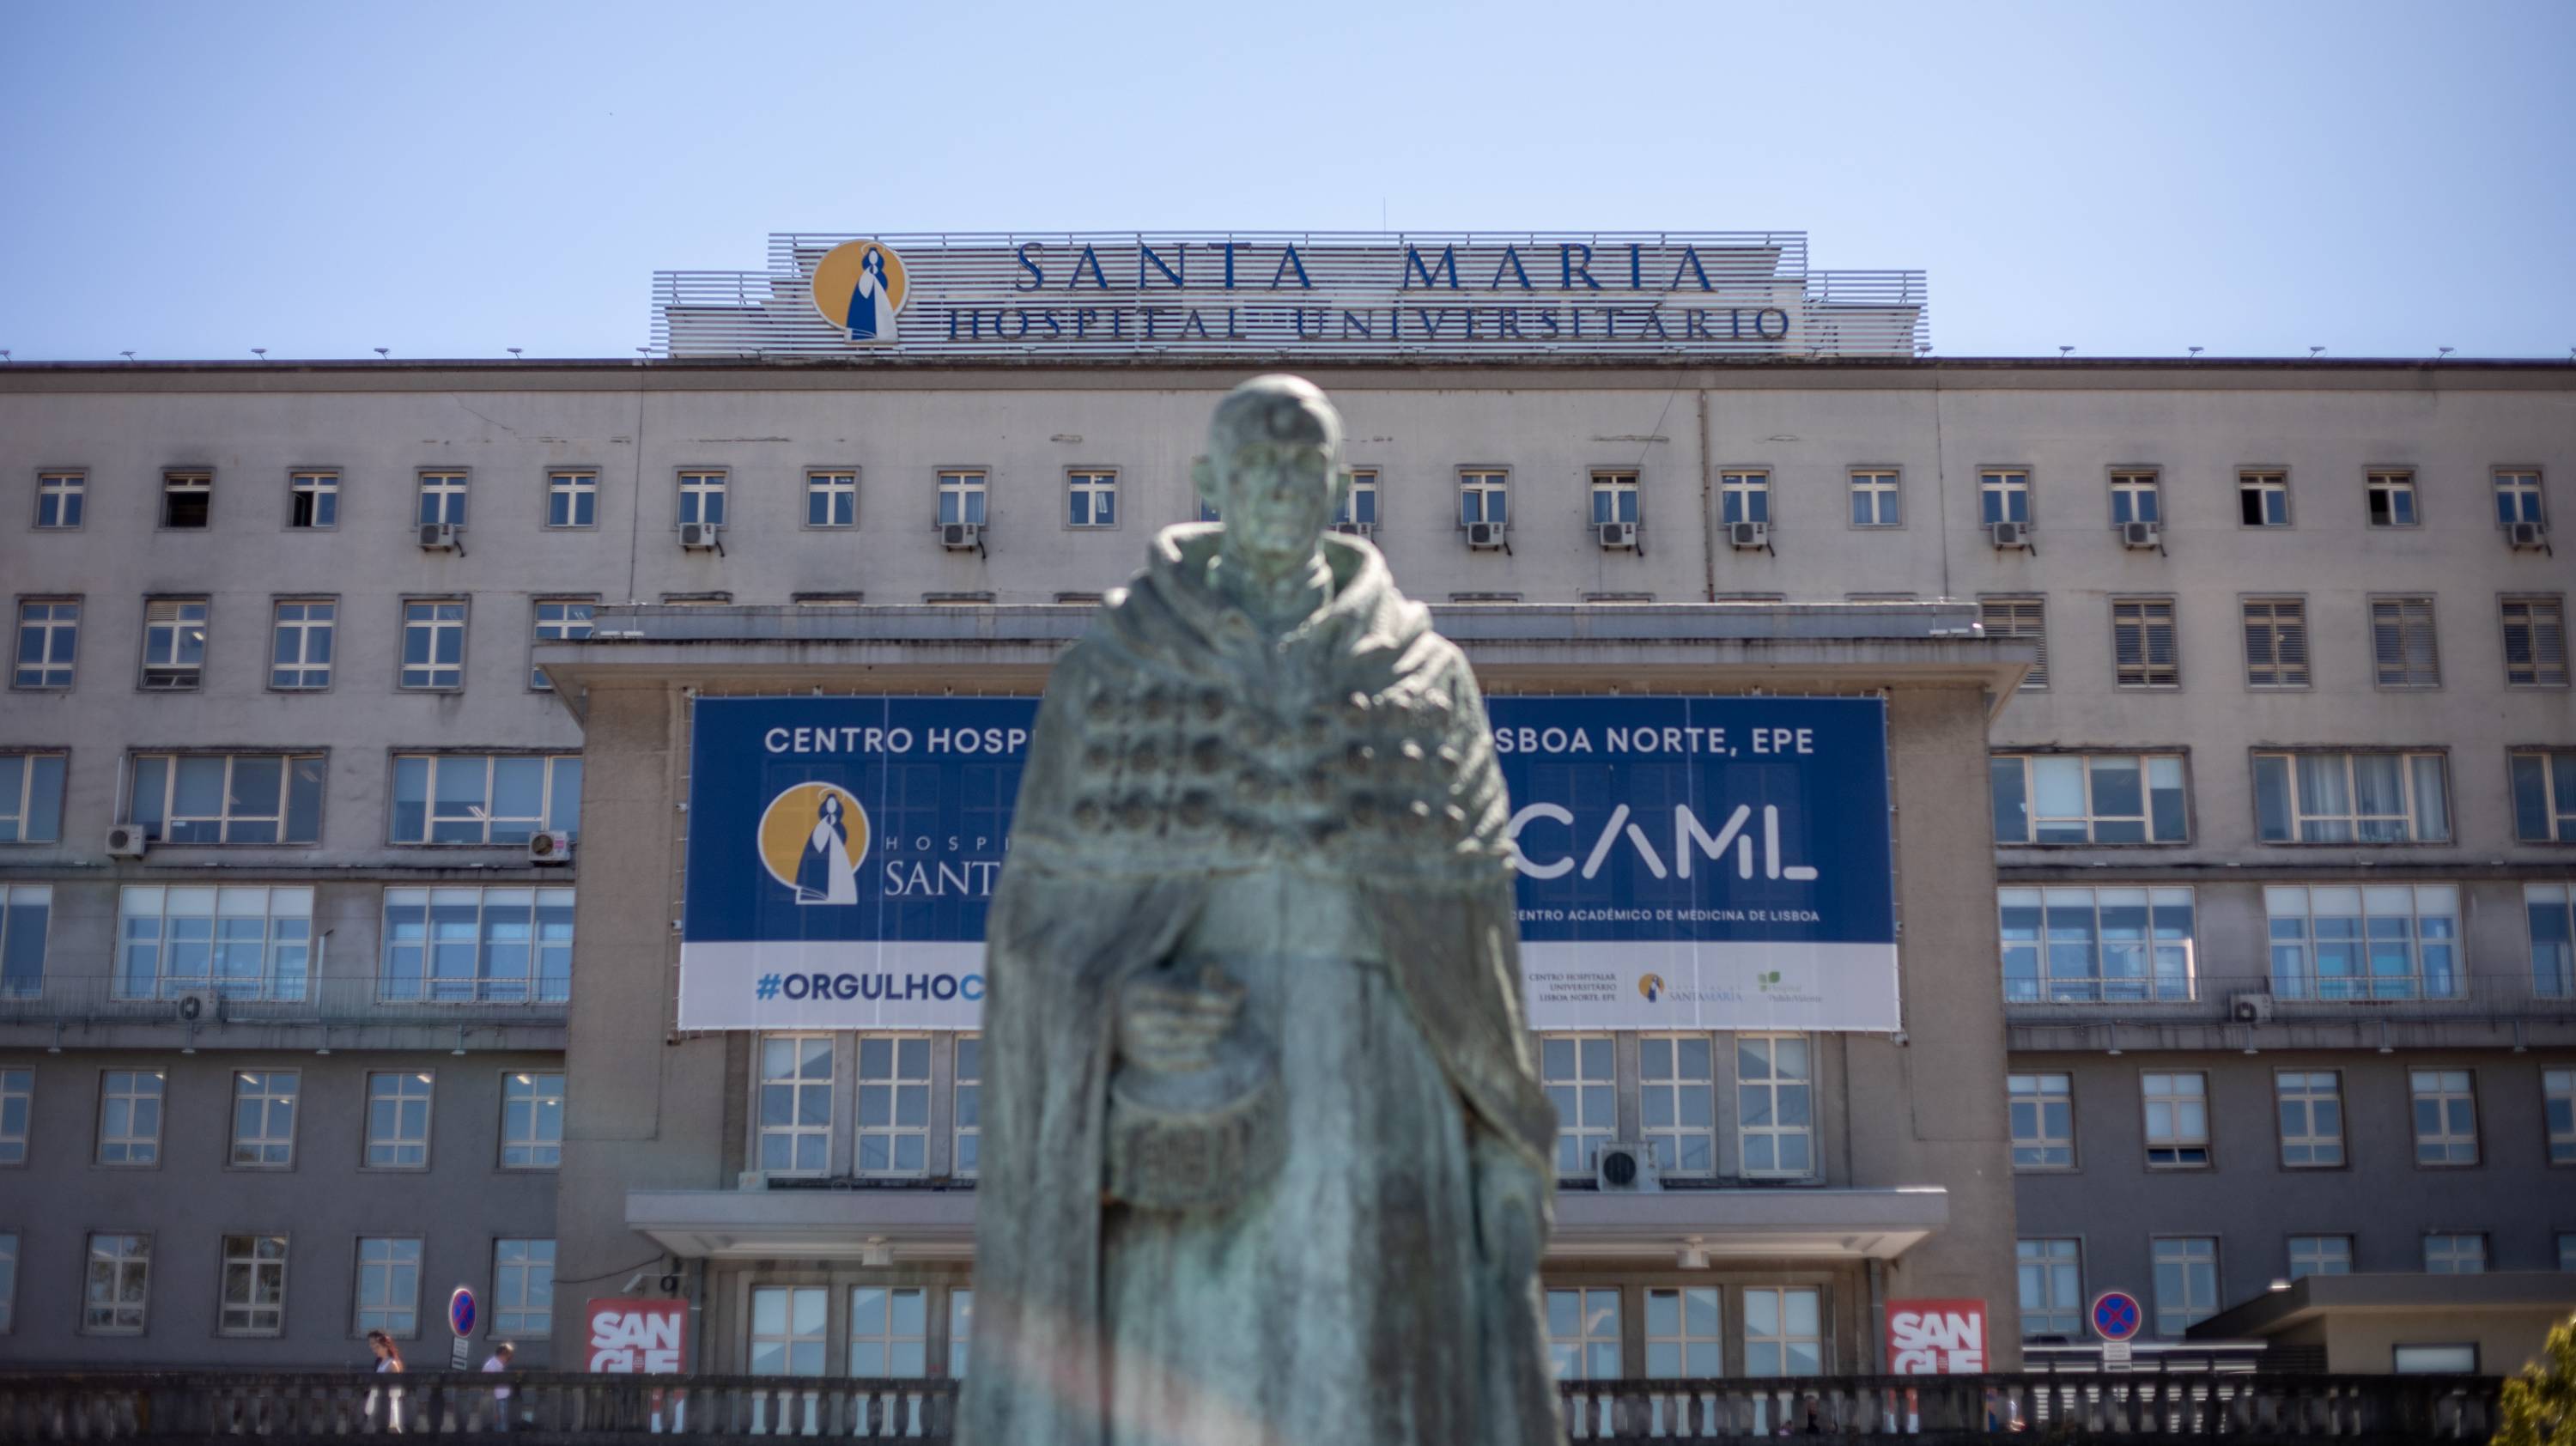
[758,782,870,905]
[810,240,909,343]
[1637,972,1667,1002]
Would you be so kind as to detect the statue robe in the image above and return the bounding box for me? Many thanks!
[959,524,1558,1446]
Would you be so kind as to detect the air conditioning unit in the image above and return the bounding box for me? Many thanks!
[677,521,721,550]
[105,825,149,860]
[1990,519,2032,549]
[2506,519,2549,550]
[2119,520,2161,550]
[173,989,220,1024]
[1466,520,1509,550]
[417,522,460,550]
[1728,519,1770,550]
[1597,520,1638,550]
[1331,521,1375,538]
[1593,1140,1662,1194]
[527,830,574,866]
[940,522,982,551]
[2228,991,2275,1024]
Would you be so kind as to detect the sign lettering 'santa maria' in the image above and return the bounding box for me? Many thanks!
[678,696,1898,1031]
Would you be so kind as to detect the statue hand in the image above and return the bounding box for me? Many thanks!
[1473,1133,1547,1283]
[1116,965,1245,1075]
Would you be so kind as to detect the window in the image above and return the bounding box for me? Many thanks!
[1459,470,1508,526]
[790,469,859,529]
[2151,1238,2218,1336]
[85,1233,150,1333]
[1636,1286,1722,1380]
[1,1067,30,1163]
[751,1286,827,1376]
[2494,470,2545,526]
[2110,471,2160,526]
[2529,888,2575,999]
[1978,598,2048,690]
[1065,471,1116,528]
[0,1232,14,1332]
[2410,1069,2477,1165]
[13,599,79,689]
[677,471,726,529]
[380,886,575,1003]
[1197,495,1221,524]
[2267,885,2460,999]
[230,1070,299,1167]
[1990,753,2189,845]
[2394,1344,2478,1374]
[494,1240,554,1337]
[289,471,338,529]
[856,1034,931,1176]
[2502,598,2569,689]
[117,885,315,1000]
[161,471,211,529]
[2516,754,2576,844]
[97,1070,164,1164]
[2289,1236,2352,1279]
[949,1288,974,1376]
[1719,471,1769,526]
[2111,598,2179,688]
[937,470,987,526]
[355,1236,422,1335]
[2366,595,2444,689]
[2424,1234,2485,1273]
[416,471,467,528]
[1850,469,1901,527]
[2238,471,2289,526]
[2142,1072,2210,1167]
[365,1072,434,1169]
[2276,1071,2345,1167]
[1540,1034,1614,1176]
[391,753,581,845]
[0,886,46,997]
[2366,471,2418,528]
[1979,470,2030,525]
[2563,1235,2576,1271]
[1638,1034,1714,1175]
[36,471,84,529]
[1998,887,2197,1003]
[2548,1069,2574,1163]
[139,597,208,690]
[1738,1034,1813,1176]
[2017,1240,2082,1338]
[500,1071,565,1169]
[757,1034,832,1176]
[953,1035,981,1177]
[2254,751,2451,843]
[269,600,335,690]
[849,1286,928,1376]
[2008,1073,2075,1169]
[1591,471,1639,526]
[1546,1288,1620,1379]
[400,599,466,690]
[547,471,597,529]
[219,1234,288,1336]
[1336,469,1379,530]
[126,754,325,845]
[2241,597,2311,688]
[1742,1287,1823,1376]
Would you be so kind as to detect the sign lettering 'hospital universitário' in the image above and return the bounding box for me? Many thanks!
[653,232,1929,359]
[678,696,1897,1032]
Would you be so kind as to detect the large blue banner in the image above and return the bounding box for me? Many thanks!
[678,696,1896,1030]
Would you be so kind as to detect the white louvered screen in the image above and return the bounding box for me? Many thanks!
[2502,596,2568,688]
[2371,597,2441,688]
[2113,598,2179,689]
[1981,597,2049,690]
[2244,597,2310,688]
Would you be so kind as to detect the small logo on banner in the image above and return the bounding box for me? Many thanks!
[759,782,871,905]
[810,240,909,344]
[1637,972,1667,1002]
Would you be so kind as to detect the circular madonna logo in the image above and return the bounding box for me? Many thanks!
[810,240,909,345]
[758,782,870,905]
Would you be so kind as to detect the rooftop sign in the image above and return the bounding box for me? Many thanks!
[653,231,1927,360]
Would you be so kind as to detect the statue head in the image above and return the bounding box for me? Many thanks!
[1194,374,1348,572]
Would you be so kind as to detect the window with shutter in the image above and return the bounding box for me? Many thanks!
[2370,597,2441,688]
[2243,597,2310,688]
[2112,598,2179,688]
[1980,597,2049,690]
[2500,596,2568,689]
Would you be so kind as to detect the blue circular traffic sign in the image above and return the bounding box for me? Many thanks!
[2090,1290,2142,1342]
[449,1286,477,1338]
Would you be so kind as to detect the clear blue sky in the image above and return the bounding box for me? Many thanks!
[3,0,2569,362]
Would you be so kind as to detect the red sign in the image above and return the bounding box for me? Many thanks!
[586,1297,687,1373]
[1887,1298,1987,1374]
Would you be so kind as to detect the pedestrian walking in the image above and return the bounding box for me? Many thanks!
[480,1341,517,1431]
[366,1330,407,1433]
